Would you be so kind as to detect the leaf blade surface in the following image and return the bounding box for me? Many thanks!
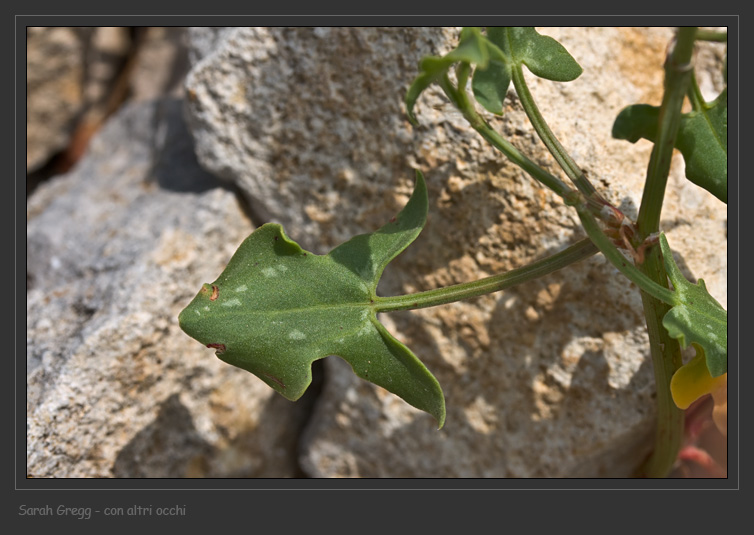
[179,172,446,427]
[659,234,727,377]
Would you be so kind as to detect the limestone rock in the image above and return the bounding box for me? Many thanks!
[26,99,311,478]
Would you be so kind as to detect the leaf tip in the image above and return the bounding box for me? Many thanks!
[435,409,446,430]
[405,99,420,126]
[413,167,426,189]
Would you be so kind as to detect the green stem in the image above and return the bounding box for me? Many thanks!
[687,71,706,111]
[636,27,696,237]
[634,26,697,478]
[694,28,726,42]
[510,64,602,201]
[636,254,685,478]
[456,61,471,94]
[575,205,677,306]
[439,75,576,201]
[374,238,597,313]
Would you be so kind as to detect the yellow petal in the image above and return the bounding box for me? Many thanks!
[670,347,727,410]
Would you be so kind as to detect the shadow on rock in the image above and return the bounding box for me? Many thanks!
[148,98,229,194]
[112,363,323,478]
[112,393,213,478]
[348,248,654,477]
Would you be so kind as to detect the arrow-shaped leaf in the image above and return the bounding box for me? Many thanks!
[660,233,727,377]
[612,89,727,203]
[179,171,446,427]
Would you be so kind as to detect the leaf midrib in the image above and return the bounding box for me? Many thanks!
[674,300,726,327]
[208,300,376,317]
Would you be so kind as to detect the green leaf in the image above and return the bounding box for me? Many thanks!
[471,27,581,116]
[612,90,728,203]
[405,69,443,126]
[450,27,491,67]
[611,104,660,143]
[179,171,446,428]
[405,27,503,124]
[675,89,727,203]
[471,60,511,116]
[407,27,581,121]
[485,27,583,82]
[659,234,727,377]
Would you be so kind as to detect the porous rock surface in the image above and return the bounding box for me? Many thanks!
[27,99,312,477]
[183,27,726,477]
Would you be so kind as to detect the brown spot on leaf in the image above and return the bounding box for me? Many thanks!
[263,372,286,389]
[210,285,219,301]
[207,343,226,354]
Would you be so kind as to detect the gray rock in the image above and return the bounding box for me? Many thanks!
[183,27,461,249]
[183,27,727,477]
[27,98,311,478]
[185,27,238,67]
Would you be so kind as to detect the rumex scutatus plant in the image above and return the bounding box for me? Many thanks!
[179,27,728,478]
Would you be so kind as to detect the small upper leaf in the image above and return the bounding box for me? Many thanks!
[471,59,511,116]
[660,233,727,377]
[485,27,583,82]
[405,27,495,125]
[406,27,581,121]
[179,171,446,428]
[612,90,727,203]
[472,27,582,116]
